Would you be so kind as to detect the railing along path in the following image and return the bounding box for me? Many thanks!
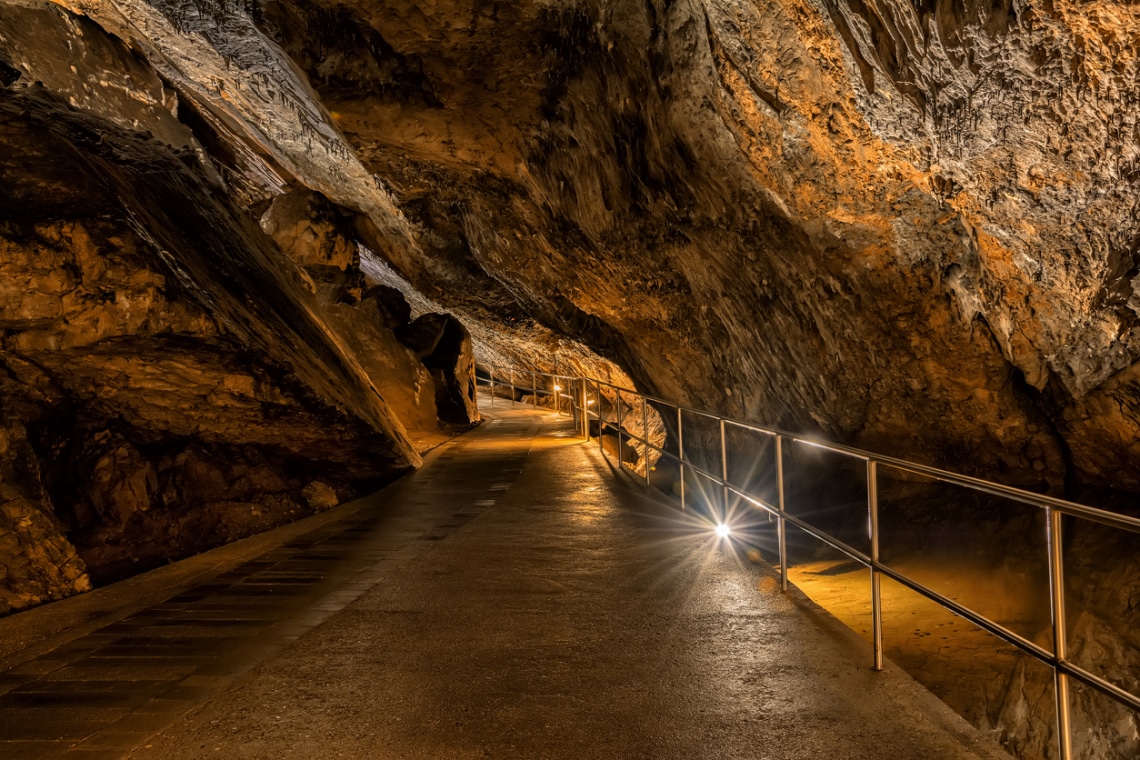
[475,365,1140,760]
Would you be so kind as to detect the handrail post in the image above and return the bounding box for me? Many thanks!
[677,407,685,510]
[532,372,537,407]
[583,378,592,437]
[616,391,624,466]
[869,460,883,671]
[776,435,788,592]
[1047,506,1073,760]
[720,418,728,522]
[598,382,604,454]
[510,369,515,406]
[582,379,589,438]
[576,379,582,436]
[489,367,495,408]
[643,397,651,486]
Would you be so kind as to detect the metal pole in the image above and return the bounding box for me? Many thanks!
[598,382,604,454]
[510,369,515,406]
[677,407,685,510]
[616,392,624,466]
[532,372,537,407]
[869,460,883,672]
[643,397,650,487]
[584,379,590,439]
[586,379,592,439]
[574,379,580,434]
[1047,506,1073,760]
[720,418,729,523]
[776,435,788,592]
[581,379,588,438]
[489,367,495,408]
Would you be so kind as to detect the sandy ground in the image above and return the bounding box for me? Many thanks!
[789,554,1053,746]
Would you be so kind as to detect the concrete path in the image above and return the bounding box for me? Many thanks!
[0,403,1011,759]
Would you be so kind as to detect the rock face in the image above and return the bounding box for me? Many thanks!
[394,313,479,425]
[1,0,1135,498]
[261,188,480,447]
[994,521,1140,760]
[0,1,478,608]
[237,0,1139,498]
[0,418,91,615]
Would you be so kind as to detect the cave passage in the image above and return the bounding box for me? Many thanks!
[0,400,1010,759]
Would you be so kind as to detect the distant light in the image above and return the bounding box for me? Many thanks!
[715,523,731,538]
[554,384,562,391]
[587,399,595,406]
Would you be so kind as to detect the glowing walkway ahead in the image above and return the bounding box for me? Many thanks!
[0,405,1010,759]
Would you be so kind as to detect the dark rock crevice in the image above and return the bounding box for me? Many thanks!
[255,0,443,108]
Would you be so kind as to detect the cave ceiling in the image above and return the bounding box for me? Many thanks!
[4,0,1140,494]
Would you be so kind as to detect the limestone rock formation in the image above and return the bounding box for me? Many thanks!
[362,284,413,330]
[261,188,362,303]
[394,313,480,425]
[231,0,1140,499]
[994,521,1140,760]
[0,0,477,608]
[0,418,90,616]
[3,0,1135,498]
[262,187,480,445]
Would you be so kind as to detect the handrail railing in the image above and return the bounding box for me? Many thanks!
[474,364,1140,760]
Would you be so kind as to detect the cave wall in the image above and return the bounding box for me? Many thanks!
[0,1,481,609]
[157,0,1136,495]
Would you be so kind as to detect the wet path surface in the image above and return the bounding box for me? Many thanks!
[0,405,1010,759]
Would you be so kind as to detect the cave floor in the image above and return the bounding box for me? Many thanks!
[0,401,1011,760]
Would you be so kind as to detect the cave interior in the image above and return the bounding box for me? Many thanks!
[1,0,1139,757]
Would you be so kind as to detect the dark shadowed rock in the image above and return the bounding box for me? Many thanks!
[361,284,412,329]
[600,432,638,466]
[0,415,91,615]
[72,431,157,528]
[261,188,364,304]
[0,5,420,608]
[301,480,340,511]
[586,420,640,466]
[324,301,447,450]
[394,313,451,361]
[395,314,479,426]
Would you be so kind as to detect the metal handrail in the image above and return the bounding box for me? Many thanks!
[534,374,1140,534]
[474,364,1140,759]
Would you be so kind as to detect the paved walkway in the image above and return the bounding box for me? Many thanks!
[0,403,1011,759]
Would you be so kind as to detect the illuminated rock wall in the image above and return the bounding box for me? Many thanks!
[68,0,1135,494]
[0,1,477,608]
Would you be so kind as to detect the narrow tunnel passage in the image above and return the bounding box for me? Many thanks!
[0,403,1009,759]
